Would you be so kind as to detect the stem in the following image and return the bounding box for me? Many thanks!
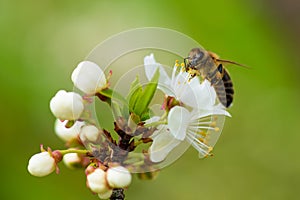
[99,88,128,106]
[159,110,168,121]
[58,149,90,155]
[123,152,145,165]
[144,120,167,128]
[110,188,125,200]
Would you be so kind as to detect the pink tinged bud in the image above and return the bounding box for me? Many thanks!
[106,166,132,188]
[54,119,85,142]
[98,189,113,199]
[79,125,100,143]
[71,61,107,95]
[50,90,84,120]
[85,165,96,175]
[51,150,63,163]
[27,152,56,177]
[87,168,108,193]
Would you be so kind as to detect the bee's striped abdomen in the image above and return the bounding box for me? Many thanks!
[213,80,227,107]
[210,65,234,108]
[222,68,234,107]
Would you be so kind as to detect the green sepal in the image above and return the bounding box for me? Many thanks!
[140,108,152,121]
[130,112,141,125]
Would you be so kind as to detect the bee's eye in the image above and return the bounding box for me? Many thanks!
[197,51,204,60]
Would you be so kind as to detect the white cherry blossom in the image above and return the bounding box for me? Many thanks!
[54,119,85,142]
[106,166,132,188]
[27,152,56,177]
[87,168,108,193]
[72,61,107,95]
[50,90,84,120]
[144,54,217,110]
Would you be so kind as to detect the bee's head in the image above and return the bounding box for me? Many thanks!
[185,48,204,67]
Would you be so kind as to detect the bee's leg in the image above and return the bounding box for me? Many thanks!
[208,67,221,85]
[208,64,224,85]
[184,58,188,71]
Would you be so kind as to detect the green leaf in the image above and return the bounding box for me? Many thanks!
[134,69,159,115]
[127,75,141,100]
[127,76,143,112]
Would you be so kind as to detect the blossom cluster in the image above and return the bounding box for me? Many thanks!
[27,54,230,199]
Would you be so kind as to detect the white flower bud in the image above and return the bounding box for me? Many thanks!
[63,153,81,169]
[79,125,100,143]
[98,189,113,199]
[50,90,84,120]
[106,166,132,188]
[27,152,56,177]
[55,119,85,142]
[87,168,108,193]
[71,61,107,94]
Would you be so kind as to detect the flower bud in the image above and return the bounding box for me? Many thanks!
[55,119,85,142]
[79,125,100,143]
[63,152,81,169]
[106,166,132,188]
[87,168,108,193]
[71,61,107,94]
[50,90,84,120]
[98,189,113,199]
[27,152,56,177]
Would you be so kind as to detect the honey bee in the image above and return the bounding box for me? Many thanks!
[184,48,245,108]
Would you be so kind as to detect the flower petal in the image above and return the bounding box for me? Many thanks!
[144,54,171,92]
[50,90,84,120]
[149,128,181,163]
[87,168,107,193]
[191,104,231,120]
[106,166,132,188]
[72,61,106,94]
[55,119,85,142]
[168,106,190,141]
[27,152,56,177]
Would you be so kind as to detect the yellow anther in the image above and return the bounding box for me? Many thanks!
[210,121,217,127]
[175,63,180,67]
[198,137,205,143]
[175,59,179,63]
[199,131,207,137]
[180,62,185,67]
[214,127,220,132]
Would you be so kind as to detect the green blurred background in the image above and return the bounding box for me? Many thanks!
[1,0,300,199]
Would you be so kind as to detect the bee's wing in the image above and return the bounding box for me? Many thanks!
[216,59,250,69]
